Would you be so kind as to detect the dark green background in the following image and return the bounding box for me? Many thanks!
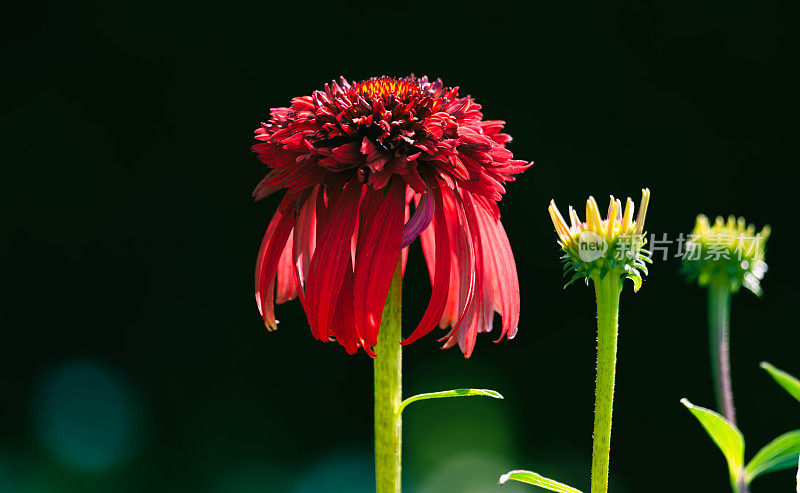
[2,1,797,491]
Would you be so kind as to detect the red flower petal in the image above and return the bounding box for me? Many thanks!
[400,189,434,248]
[400,190,412,276]
[291,186,319,305]
[474,201,520,340]
[331,256,362,355]
[275,230,297,304]
[402,183,451,346]
[453,191,485,357]
[252,170,284,201]
[255,195,296,329]
[437,186,472,330]
[444,191,478,357]
[353,179,406,350]
[305,179,363,340]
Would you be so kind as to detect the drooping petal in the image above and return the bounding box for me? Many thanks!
[438,187,476,333]
[455,300,479,357]
[252,170,284,201]
[305,179,363,340]
[434,186,461,328]
[419,193,437,283]
[330,256,362,355]
[357,184,384,243]
[400,190,434,248]
[403,183,451,345]
[353,179,406,350]
[400,189,413,276]
[291,185,319,306]
[255,195,296,329]
[474,201,521,341]
[275,230,297,304]
[450,191,482,357]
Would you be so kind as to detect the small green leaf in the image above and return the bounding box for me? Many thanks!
[397,388,503,413]
[744,430,800,483]
[564,272,584,289]
[627,272,642,292]
[498,470,583,492]
[761,362,800,404]
[681,398,745,485]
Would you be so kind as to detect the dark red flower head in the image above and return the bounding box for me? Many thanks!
[253,75,531,357]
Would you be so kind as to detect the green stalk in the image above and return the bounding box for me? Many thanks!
[708,277,736,426]
[708,277,748,493]
[374,264,403,493]
[590,274,622,493]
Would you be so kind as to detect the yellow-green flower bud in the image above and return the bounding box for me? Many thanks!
[548,189,651,291]
[681,214,770,295]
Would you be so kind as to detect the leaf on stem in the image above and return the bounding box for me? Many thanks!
[397,388,503,414]
[681,398,745,486]
[744,430,800,483]
[761,362,800,404]
[498,470,583,492]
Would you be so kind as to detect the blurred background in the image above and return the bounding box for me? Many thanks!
[1,0,797,491]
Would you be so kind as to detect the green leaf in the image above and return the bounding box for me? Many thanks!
[744,430,800,483]
[681,398,745,485]
[761,362,800,404]
[626,272,642,292]
[498,470,583,492]
[397,388,503,413]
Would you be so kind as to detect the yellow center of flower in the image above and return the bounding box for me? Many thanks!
[354,78,419,99]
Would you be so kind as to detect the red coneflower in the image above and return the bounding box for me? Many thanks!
[253,75,530,358]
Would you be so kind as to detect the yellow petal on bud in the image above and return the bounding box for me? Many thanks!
[607,195,617,222]
[569,206,581,230]
[548,200,571,244]
[737,216,746,232]
[586,196,603,234]
[621,197,634,234]
[696,214,709,235]
[634,188,650,235]
[606,197,619,242]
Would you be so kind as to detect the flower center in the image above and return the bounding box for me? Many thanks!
[354,77,419,100]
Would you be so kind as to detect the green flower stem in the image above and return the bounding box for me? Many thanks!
[709,278,749,493]
[590,274,622,493]
[709,277,736,427]
[374,263,403,493]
